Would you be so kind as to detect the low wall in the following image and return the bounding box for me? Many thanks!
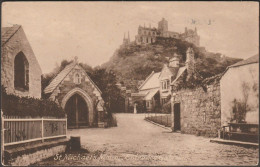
[4,138,69,166]
[172,83,221,137]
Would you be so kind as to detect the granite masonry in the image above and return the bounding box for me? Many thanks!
[172,82,221,137]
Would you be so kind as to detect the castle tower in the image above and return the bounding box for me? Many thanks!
[158,18,168,33]
[123,32,130,46]
[186,47,195,76]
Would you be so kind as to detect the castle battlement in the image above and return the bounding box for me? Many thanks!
[123,18,200,47]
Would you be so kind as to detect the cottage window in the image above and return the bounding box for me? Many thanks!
[167,80,170,89]
[74,73,82,84]
[147,101,150,107]
[14,52,29,91]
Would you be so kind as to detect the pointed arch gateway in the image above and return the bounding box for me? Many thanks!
[61,87,94,128]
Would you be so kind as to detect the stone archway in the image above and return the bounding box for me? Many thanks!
[61,87,94,127]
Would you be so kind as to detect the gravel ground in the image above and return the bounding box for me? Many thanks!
[36,113,259,166]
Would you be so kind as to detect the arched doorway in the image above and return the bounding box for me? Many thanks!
[65,93,89,128]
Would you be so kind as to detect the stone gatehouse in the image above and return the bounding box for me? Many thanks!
[44,58,104,128]
[1,25,42,98]
[171,81,221,137]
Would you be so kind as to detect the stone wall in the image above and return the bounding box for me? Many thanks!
[172,83,221,137]
[1,26,42,98]
[9,145,66,166]
[4,139,68,166]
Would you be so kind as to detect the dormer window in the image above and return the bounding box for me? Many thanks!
[74,73,82,84]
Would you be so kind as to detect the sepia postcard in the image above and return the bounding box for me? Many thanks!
[1,1,259,166]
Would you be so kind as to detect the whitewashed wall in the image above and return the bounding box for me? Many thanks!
[220,63,259,125]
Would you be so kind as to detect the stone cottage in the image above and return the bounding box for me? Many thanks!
[44,58,105,128]
[1,25,42,98]
[220,54,259,125]
[170,48,221,137]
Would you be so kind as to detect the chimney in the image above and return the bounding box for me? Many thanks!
[74,56,79,64]
[185,47,195,76]
[128,31,130,41]
[169,57,179,68]
[185,27,188,33]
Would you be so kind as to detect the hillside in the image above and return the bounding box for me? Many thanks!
[102,38,242,91]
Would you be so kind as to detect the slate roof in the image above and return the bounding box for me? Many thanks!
[138,71,161,91]
[1,25,21,46]
[44,62,101,94]
[168,67,180,80]
[228,54,259,68]
[144,88,159,100]
[171,66,187,85]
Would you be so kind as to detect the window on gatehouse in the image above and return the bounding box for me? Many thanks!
[14,52,29,91]
[74,73,82,84]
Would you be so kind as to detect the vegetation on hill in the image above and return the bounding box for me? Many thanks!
[102,38,242,90]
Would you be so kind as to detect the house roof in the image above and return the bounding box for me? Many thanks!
[170,66,187,85]
[44,62,102,94]
[1,25,21,46]
[168,67,179,79]
[138,71,161,91]
[144,88,159,100]
[221,54,259,78]
[159,64,179,80]
[228,54,259,68]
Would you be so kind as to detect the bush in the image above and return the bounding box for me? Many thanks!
[1,86,65,118]
[162,101,171,113]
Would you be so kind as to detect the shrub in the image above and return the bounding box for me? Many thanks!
[162,101,171,114]
[1,86,65,118]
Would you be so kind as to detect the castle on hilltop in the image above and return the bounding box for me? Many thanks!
[123,18,200,47]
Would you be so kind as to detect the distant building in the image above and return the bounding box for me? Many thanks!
[1,25,42,98]
[220,54,259,125]
[44,57,105,128]
[122,31,131,47]
[133,18,200,46]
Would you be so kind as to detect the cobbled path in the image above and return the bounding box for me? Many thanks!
[36,113,259,166]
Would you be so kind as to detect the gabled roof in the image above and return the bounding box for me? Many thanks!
[221,54,259,78]
[228,54,259,68]
[168,67,179,79]
[159,64,179,80]
[171,66,187,85]
[144,88,159,100]
[44,62,102,94]
[138,71,161,91]
[1,25,21,46]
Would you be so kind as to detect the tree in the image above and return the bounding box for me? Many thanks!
[90,68,123,114]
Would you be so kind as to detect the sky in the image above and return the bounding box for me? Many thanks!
[2,1,259,74]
